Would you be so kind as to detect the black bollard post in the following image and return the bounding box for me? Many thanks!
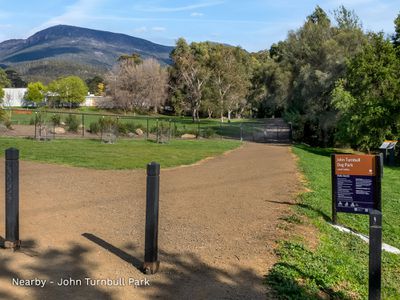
[369,209,382,300]
[5,148,20,250]
[143,162,160,274]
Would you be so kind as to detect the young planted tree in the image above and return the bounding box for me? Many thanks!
[25,82,46,105]
[47,76,88,108]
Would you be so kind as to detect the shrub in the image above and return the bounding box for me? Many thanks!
[89,122,100,134]
[201,127,215,138]
[99,116,117,132]
[117,122,128,134]
[50,114,61,126]
[65,114,79,132]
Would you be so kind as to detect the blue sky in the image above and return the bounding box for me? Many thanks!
[0,0,398,52]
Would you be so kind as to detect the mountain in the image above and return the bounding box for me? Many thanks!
[0,25,174,83]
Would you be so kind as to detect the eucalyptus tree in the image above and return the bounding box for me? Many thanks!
[170,38,210,121]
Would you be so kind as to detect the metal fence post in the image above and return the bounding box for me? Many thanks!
[143,162,160,274]
[146,117,149,140]
[5,148,20,250]
[82,114,85,137]
[34,112,38,139]
[369,209,382,300]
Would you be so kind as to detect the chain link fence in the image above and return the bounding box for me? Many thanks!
[2,109,292,143]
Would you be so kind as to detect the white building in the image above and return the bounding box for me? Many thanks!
[2,88,108,107]
[2,88,27,107]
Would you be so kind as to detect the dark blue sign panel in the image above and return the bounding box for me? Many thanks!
[335,174,374,214]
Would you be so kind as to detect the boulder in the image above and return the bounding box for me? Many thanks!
[127,132,135,138]
[181,133,197,139]
[51,127,66,134]
[0,124,7,132]
[135,128,144,136]
[60,121,66,126]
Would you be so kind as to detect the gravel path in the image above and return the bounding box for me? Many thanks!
[0,142,299,300]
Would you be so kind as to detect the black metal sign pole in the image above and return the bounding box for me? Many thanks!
[369,209,382,300]
[5,148,21,250]
[331,154,337,224]
[375,155,382,211]
[143,162,160,274]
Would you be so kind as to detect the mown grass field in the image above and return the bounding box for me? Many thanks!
[267,145,400,299]
[0,137,241,169]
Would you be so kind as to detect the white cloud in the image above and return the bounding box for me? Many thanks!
[28,0,102,36]
[134,1,224,13]
[152,26,166,32]
[133,26,148,34]
[190,12,204,17]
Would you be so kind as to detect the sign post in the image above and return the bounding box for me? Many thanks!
[331,154,382,299]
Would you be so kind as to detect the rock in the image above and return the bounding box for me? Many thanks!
[127,132,135,138]
[60,121,66,126]
[102,133,117,144]
[51,127,66,134]
[135,128,144,136]
[181,133,197,139]
[0,124,8,132]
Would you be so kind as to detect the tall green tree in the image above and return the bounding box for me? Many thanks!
[332,33,400,151]
[393,12,400,49]
[5,69,26,88]
[170,38,210,121]
[254,5,366,145]
[0,68,11,88]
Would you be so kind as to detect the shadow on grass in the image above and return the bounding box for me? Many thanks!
[293,144,334,157]
[265,200,332,223]
[265,261,353,300]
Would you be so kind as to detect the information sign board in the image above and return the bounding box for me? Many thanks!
[332,155,377,214]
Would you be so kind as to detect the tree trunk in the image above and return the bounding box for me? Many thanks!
[207,108,213,119]
[228,110,232,122]
[192,108,197,122]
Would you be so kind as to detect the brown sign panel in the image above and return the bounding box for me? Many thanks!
[335,155,376,176]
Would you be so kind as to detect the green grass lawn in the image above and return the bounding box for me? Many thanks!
[266,144,400,299]
[0,137,241,169]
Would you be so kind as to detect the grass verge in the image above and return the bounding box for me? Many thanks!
[266,144,400,299]
[0,137,241,169]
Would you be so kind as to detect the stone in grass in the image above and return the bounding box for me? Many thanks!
[102,133,117,144]
[51,127,66,134]
[127,132,135,138]
[0,124,7,132]
[135,128,144,136]
[181,133,196,139]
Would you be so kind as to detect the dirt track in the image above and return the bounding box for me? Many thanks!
[0,143,299,300]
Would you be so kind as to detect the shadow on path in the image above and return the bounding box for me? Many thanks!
[0,240,114,300]
[82,233,143,271]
